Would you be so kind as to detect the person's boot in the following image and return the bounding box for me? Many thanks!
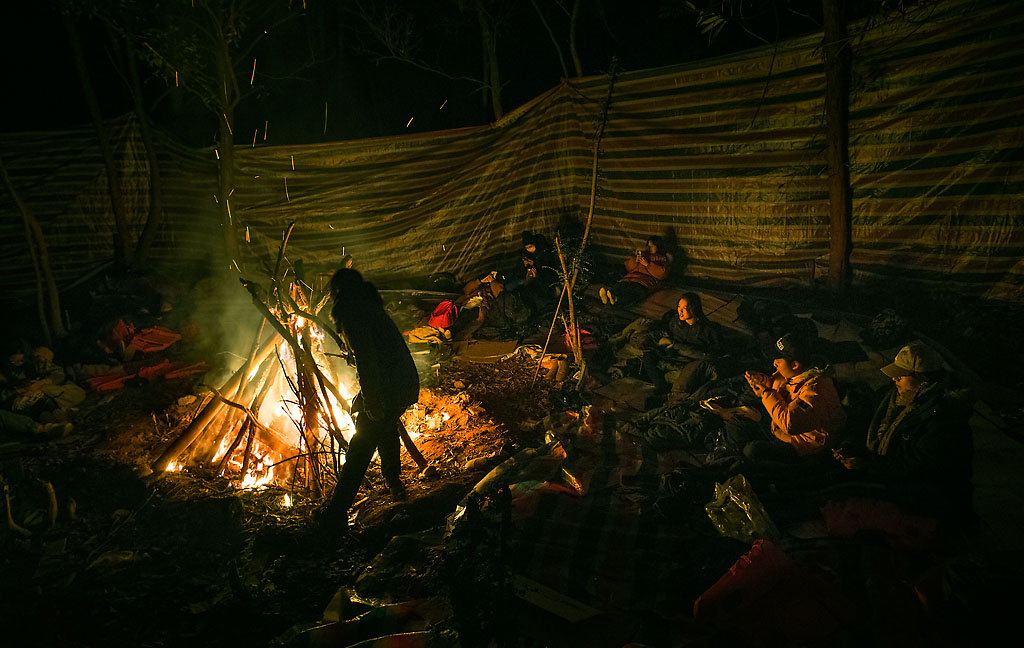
[387,480,408,501]
[313,503,348,537]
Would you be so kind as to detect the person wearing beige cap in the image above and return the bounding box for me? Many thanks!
[833,340,975,522]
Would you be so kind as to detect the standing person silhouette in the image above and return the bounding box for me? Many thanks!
[320,269,419,532]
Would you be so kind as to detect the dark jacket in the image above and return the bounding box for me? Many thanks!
[332,293,419,420]
[858,381,974,517]
[662,315,723,361]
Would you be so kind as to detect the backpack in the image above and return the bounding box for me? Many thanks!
[427,300,459,329]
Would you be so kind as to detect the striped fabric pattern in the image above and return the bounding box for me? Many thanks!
[2,0,1021,303]
[0,117,220,301]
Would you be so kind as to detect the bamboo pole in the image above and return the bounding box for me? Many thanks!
[144,332,282,476]
[531,284,568,386]
[240,278,350,413]
[531,67,616,385]
[238,421,256,482]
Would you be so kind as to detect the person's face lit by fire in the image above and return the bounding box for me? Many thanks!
[524,242,537,255]
[773,357,802,380]
[676,298,696,325]
[646,239,658,255]
[893,372,923,396]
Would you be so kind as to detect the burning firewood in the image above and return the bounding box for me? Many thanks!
[240,277,351,417]
[144,331,283,476]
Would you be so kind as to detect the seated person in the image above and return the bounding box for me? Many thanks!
[0,408,73,439]
[448,271,506,339]
[742,333,845,462]
[510,231,560,313]
[642,292,726,401]
[599,236,670,307]
[832,341,974,523]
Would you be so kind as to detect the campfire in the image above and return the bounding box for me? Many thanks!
[146,264,447,496]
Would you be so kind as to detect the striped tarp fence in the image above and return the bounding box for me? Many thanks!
[2,0,1021,304]
[573,0,1024,297]
[842,0,1024,301]
[230,82,597,289]
[229,0,1022,300]
[0,115,220,303]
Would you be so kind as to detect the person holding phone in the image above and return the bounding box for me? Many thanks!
[598,236,671,307]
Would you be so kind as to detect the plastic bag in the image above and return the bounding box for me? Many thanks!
[705,474,780,543]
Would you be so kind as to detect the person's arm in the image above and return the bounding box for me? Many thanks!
[671,320,721,360]
[645,254,669,280]
[761,381,827,441]
[340,316,385,419]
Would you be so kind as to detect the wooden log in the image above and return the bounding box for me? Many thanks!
[241,278,351,414]
[144,331,282,476]
[215,418,250,475]
[238,420,256,482]
[399,422,429,471]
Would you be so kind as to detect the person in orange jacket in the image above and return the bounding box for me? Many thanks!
[743,332,845,462]
[599,236,671,307]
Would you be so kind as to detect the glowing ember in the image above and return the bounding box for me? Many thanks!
[223,436,276,489]
[283,494,291,507]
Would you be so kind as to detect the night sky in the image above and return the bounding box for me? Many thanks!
[0,1,827,146]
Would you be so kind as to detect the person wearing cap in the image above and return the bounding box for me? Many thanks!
[832,341,974,522]
[742,332,845,461]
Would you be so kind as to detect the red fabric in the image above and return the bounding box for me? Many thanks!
[821,497,937,551]
[113,319,135,341]
[130,326,182,353]
[427,300,458,328]
[137,359,173,379]
[85,360,206,391]
[694,540,856,642]
[87,371,132,392]
[562,329,598,353]
[165,362,207,379]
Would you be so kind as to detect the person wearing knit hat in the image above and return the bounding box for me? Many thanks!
[742,332,845,461]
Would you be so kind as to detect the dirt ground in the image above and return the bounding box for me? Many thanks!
[3,269,1023,648]
[0,333,556,647]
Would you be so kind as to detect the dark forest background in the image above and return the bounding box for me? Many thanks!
[0,0,905,146]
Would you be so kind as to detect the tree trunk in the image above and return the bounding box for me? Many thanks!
[121,27,165,269]
[569,0,583,77]
[530,0,568,78]
[63,13,132,271]
[218,112,239,264]
[1,158,66,341]
[214,33,240,264]
[822,0,853,295]
[474,0,504,121]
